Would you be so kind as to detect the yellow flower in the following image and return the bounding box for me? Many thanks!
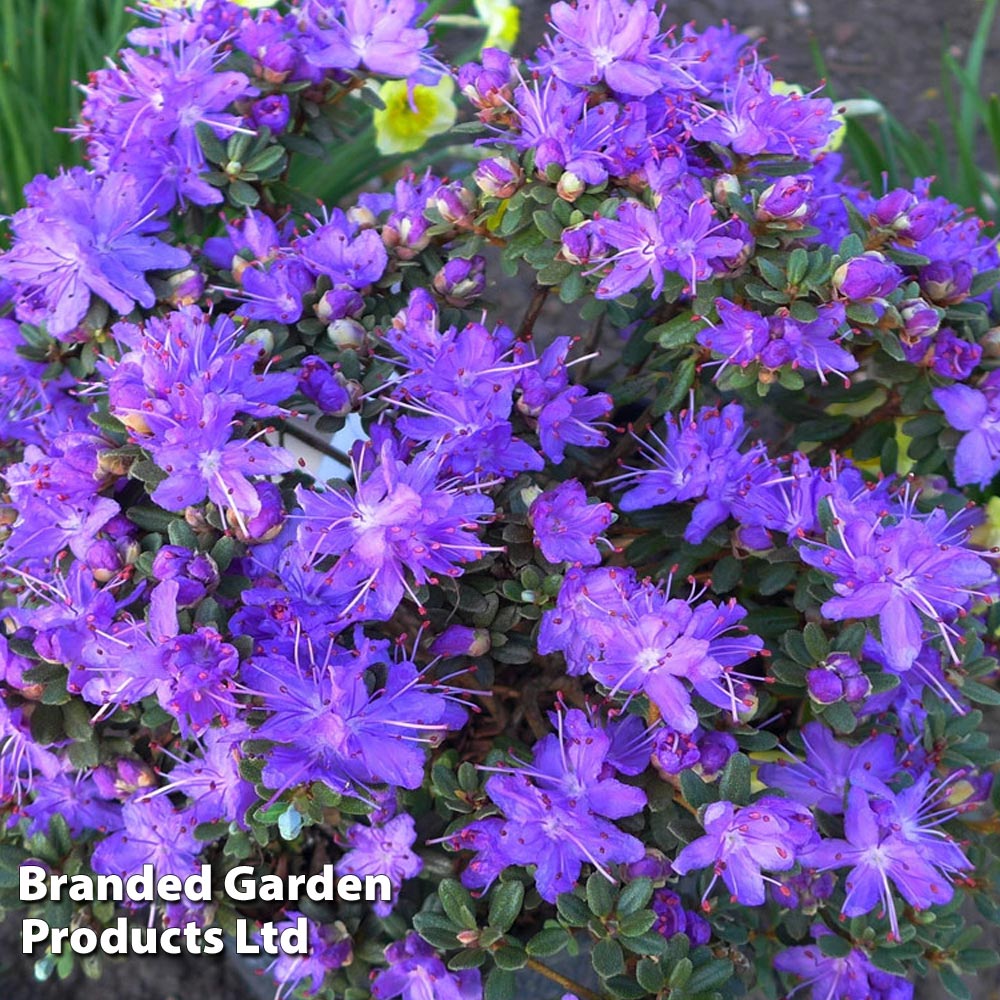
[373,77,457,156]
[474,0,520,51]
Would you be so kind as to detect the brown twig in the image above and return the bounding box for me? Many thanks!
[524,958,607,1000]
[518,285,550,338]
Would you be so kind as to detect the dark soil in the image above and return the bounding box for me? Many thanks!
[3,1,999,997]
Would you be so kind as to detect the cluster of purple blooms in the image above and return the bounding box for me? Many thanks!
[0,1,998,999]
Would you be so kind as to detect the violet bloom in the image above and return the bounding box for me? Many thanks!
[336,814,423,917]
[294,437,496,620]
[593,194,744,298]
[933,371,1000,487]
[530,479,613,565]
[306,0,432,79]
[296,208,389,289]
[540,567,763,732]
[546,0,664,96]
[372,932,481,1000]
[149,393,295,529]
[672,797,818,906]
[0,170,189,339]
[930,328,981,380]
[804,786,971,940]
[246,631,468,797]
[758,722,896,814]
[776,927,913,1000]
[262,914,352,998]
[608,400,770,543]
[798,502,993,671]
[91,795,201,888]
[459,751,645,901]
[151,726,258,831]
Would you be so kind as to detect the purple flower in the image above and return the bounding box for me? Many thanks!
[933,372,1000,487]
[651,889,711,946]
[798,502,993,671]
[245,631,468,797]
[776,927,914,1000]
[91,794,201,888]
[592,194,744,298]
[306,0,432,79]
[804,785,971,939]
[263,914,352,997]
[149,393,295,530]
[545,0,665,96]
[0,170,189,339]
[930,328,982,380]
[530,479,613,565]
[152,726,258,831]
[372,932,481,1000]
[336,814,423,917]
[537,385,613,464]
[540,567,762,732]
[673,797,818,906]
[758,722,896,814]
[690,64,838,158]
[297,208,389,289]
[294,437,495,620]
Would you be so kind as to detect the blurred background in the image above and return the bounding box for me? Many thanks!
[1,0,999,997]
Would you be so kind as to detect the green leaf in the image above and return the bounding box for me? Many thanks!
[669,957,693,988]
[819,934,852,958]
[803,622,830,661]
[687,958,736,993]
[492,945,528,971]
[487,881,524,934]
[960,680,1000,705]
[636,957,666,993]
[557,892,591,926]
[718,753,752,805]
[586,871,615,918]
[439,879,479,932]
[525,927,571,958]
[938,967,971,1000]
[617,910,657,938]
[592,937,625,978]
[648,310,705,349]
[617,877,653,917]
[485,969,516,1000]
[680,768,717,809]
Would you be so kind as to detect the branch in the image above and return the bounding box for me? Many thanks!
[525,957,607,1000]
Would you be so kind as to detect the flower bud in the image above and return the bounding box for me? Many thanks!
[316,288,365,324]
[625,850,673,883]
[237,481,285,543]
[869,189,937,242]
[898,298,941,343]
[832,251,901,300]
[432,255,486,307]
[930,328,982,380]
[556,170,586,203]
[559,221,605,266]
[346,204,379,230]
[806,668,843,705]
[755,175,813,225]
[430,625,491,658]
[162,268,205,307]
[474,156,523,199]
[327,318,367,350]
[713,172,741,203]
[243,326,275,354]
[434,183,476,225]
[86,539,123,583]
[299,355,352,415]
[250,94,291,133]
[920,259,974,305]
